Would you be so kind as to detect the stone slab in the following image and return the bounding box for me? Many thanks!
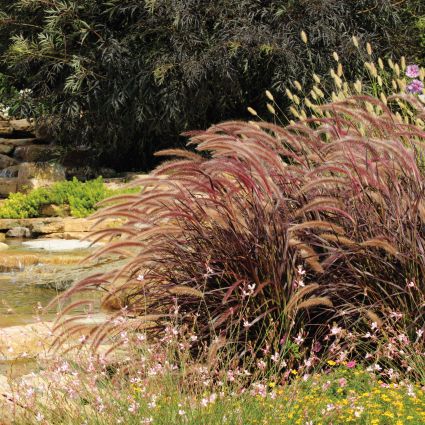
[0,178,17,197]
[0,138,38,147]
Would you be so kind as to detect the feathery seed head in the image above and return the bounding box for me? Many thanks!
[366,42,372,56]
[247,107,258,116]
[294,80,302,91]
[313,73,321,84]
[267,103,276,115]
[300,30,308,44]
[286,88,294,100]
[265,90,274,101]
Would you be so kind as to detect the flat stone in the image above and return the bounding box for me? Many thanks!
[0,322,53,361]
[0,375,10,395]
[0,154,18,169]
[31,219,64,234]
[0,218,63,232]
[6,226,32,238]
[43,231,96,241]
[0,178,18,197]
[0,138,38,147]
[63,217,94,232]
[22,238,96,251]
[9,119,34,133]
[0,144,13,155]
[0,124,13,135]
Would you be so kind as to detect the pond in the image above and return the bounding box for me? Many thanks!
[0,239,102,328]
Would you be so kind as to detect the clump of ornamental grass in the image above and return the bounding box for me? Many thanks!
[53,93,425,378]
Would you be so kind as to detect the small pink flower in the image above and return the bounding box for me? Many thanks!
[338,377,347,388]
[406,64,420,78]
[407,79,424,94]
[346,360,356,369]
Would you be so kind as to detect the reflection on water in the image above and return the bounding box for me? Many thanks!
[0,240,101,328]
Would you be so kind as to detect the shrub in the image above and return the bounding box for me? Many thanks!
[57,94,425,378]
[0,177,110,218]
[0,0,424,169]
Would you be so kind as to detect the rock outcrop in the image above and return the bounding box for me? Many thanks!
[0,119,64,198]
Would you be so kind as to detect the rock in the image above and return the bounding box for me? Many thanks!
[0,154,18,169]
[0,165,20,178]
[30,218,64,234]
[0,138,39,147]
[6,227,32,238]
[0,144,13,155]
[14,145,57,162]
[22,238,97,252]
[40,204,70,217]
[0,322,54,361]
[18,162,65,181]
[0,233,5,241]
[0,242,8,251]
[0,218,62,232]
[63,217,94,232]
[0,375,10,394]
[43,231,97,241]
[0,121,13,135]
[98,167,117,178]
[17,162,66,192]
[9,119,34,133]
[0,178,18,197]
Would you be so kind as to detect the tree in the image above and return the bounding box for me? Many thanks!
[1,0,423,170]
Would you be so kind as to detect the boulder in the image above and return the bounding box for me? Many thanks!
[0,178,17,197]
[14,145,56,163]
[0,154,18,169]
[6,227,32,238]
[9,119,34,133]
[0,375,10,394]
[30,219,64,234]
[17,162,66,192]
[0,165,20,178]
[0,144,13,155]
[0,138,39,147]
[0,121,13,135]
[0,322,53,361]
[0,218,64,232]
[40,204,70,217]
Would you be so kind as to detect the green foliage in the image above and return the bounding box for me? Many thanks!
[0,0,423,169]
[0,177,111,218]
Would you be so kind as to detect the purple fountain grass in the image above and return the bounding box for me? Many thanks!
[54,95,425,375]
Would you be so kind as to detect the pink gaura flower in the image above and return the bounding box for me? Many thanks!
[406,64,420,78]
[346,360,356,369]
[407,79,424,94]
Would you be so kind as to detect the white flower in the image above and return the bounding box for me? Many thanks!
[330,325,342,335]
[35,412,44,422]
